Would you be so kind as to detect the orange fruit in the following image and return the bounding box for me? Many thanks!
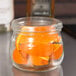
[15,26,59,57]
[31,56,49,66]
[20,25,56,32]
[13,48,28,64]
[26,43,53,56]
[53,44,63,60]
[14,26,62,65]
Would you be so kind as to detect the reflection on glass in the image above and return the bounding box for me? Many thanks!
[12,65,63,76]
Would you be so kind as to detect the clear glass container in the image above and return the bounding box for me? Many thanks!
[10,17,64,72]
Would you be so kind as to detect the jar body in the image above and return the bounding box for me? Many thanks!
[10,17,64,71]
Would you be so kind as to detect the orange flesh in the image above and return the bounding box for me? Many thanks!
[53,44,63,60]
[13,49,28,64]
[31,56,49,66]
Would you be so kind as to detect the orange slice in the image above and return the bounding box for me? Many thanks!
[26,43,53,57]
[31,56,49,66]
[13,48,28,64]
[53,44,63,60]
[20,25,56,32]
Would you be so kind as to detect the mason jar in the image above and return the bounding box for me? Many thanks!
[10,17,64,72]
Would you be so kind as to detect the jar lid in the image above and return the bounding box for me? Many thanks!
[12,17,63,32]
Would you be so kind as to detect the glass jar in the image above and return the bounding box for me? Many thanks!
[10,17,64,72]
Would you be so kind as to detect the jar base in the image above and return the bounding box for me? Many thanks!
[13,63,59,72]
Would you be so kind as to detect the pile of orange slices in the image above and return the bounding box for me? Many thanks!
[13,26,63,66]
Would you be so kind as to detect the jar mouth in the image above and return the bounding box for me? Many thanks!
[11,17,63,33]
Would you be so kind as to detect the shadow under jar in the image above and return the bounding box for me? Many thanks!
[10,17,64,72]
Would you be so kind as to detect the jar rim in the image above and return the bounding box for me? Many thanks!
[11,17,63,32]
